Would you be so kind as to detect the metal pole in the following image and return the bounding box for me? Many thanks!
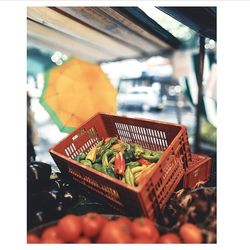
[194,35,205,152]
[175,93,182,124]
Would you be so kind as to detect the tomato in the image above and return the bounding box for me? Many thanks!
[27,233,41,243]
[115,216,132,231]
[81,212,107,238]
[75,237,92,243]
[41,226,61,241]
[131,217,159,243]
[133,237,156,243]
[158,233,182,243]
[97,221,132,243]
[42,237,64,243]
[57,214,82,242]
[179,223,203,243]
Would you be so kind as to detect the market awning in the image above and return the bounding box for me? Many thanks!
[157,7,216,41]
[27,7,182,64]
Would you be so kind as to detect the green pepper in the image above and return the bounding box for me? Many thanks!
[109,155,116,164]
[103,137,117,151]
[74,152,86,162]
[92,163,105,173]
[131,165,147,174]
[126,161,141,168]
[79,159,92,167]
[123,145,136,163]
[130,144,145,159]
[86,147,97,163]
[102,149,114,168]
[142,151,164,162]
[111,141,128,152]
[106,167,115,178]
[144,149,152,156]
[124,167,135,187]
[96,139,104,148]
[96,137,117,162]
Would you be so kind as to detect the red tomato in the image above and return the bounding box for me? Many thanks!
[115,216,132,231]
[41,226,61,241]
[42,237,64,244]
[27,233,41,244]
[133,237,156,243]
[57,214,82,242]
[158,233,182,243]
[138,159,151,166]
[97,221,132,243]
[179,223,203,243]
[81,212,107,238]
[75,237,92,243]
[131,217,159,243]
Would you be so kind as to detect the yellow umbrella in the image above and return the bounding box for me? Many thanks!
[40,58,117,133]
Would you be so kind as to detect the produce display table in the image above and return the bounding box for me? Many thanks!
[27,114,216,243]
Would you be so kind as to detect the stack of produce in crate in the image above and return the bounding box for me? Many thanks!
[73,136,164,187]
[27,113,215,243]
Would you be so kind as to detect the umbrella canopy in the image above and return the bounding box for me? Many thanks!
[39,57,117,133]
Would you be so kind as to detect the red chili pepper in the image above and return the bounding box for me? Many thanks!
[104,137,112,143]
[114,152,126,177]
[137,158,151,166]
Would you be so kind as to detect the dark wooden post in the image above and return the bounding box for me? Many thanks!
[194,35,205,152]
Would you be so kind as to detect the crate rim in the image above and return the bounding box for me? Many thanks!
[49,112,187,152]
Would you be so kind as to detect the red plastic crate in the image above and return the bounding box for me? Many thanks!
[183,153,212,189]
[49,113,192,222]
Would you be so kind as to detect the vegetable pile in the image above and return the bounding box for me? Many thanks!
[163,187,216,243]
[74,137,164,187]
[27,161,79,229]
[27,213,204,244]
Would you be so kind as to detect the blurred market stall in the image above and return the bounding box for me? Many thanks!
[27,6,216,156]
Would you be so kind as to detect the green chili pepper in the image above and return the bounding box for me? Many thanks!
[124,167,135,187]
[79,159,92,167]
[96,137,117,162]
[102,149,114,168]
[126,161,141,168]
[92,163,105,173]
[123,145,136,162]
[106,167,115,178]
[144,149,152,156]
[131,165,147,174]
[96,139,104,148]
[142,151,164,162]
[130,144,145,159]
[74,152,86,162]
[86,147,97,163]
[109,155,116,164]
[111,141,128,152]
